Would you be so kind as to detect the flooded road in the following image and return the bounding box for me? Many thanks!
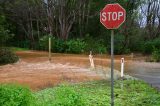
[0,51,160,90]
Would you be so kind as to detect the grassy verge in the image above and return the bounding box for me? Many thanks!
[35,80,160,106]
[0,80,159,106]
[8,47,29,52]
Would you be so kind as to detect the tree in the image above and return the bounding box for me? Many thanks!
[140,0,160,39]
[0,15,13,46]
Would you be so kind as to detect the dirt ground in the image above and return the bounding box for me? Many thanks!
[0,51,160,90]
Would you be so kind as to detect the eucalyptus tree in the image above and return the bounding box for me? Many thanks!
[42,0,91,40]
[140,0,160,39]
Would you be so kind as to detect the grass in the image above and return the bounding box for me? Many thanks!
[35,80,160,106]
[0,77,160,106]
[8,47,29,52]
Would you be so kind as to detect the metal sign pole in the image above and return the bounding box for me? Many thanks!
[111,30,114,106]
[100,3,126,106]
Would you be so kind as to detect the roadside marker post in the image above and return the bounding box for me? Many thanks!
[121,58,124,78]
[100,3,126,106]
[89,51,95,69]
[131,53,134,61]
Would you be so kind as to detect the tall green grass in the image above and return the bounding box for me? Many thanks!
[35,80,160,106]
[0,80,160,106]
[0,84,35,106]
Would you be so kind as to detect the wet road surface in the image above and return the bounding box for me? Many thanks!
[126,62,160,90]
[1,51,160,90]
[15,51,160,90]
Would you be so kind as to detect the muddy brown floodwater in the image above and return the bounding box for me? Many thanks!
[0,51,160,90]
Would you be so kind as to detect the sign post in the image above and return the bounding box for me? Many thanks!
[44,0,52,62]
[49,36,51,61]
[100,3,126,106]
[111,30,114,106]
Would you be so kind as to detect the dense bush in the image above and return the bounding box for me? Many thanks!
[0,15,14,46]
[65,39,86,54]
[53,85,86,106]
[84,35,107,54]
[143,38,160,54]
[104,34,131,54]
[54,39,66,53]
[39,35,55,51]
[0,84,34,106]
[113,34,131,54]
[40,36,86,54]
[151,48,160,62]
[0,48,19,65]
[143,41,154,54]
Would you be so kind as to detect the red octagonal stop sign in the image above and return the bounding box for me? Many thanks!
[100,3,126,29]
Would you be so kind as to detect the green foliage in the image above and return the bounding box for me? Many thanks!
[84,34,107,54]
[53,85,86,106]
[143,38,160,54]
[151,48,160,62]
[128,27,144,52]
[66,39,86,54]
[36,80,160,106]
[0,48,19,65]
[40,36,86,54]
[39,35,55,51]
[39,35,66,52]
[114,34,125,54]
[8,40,30,49]
[1,80,159,106]
[0,84,34,106]
[0,15,13,46]
[109,34,131,54]
[0,0,147,54]
[96,44,107,54]
[9,47,29,52]
[54,39,66,53]
[35,85,87,106]
[143,41,154,54]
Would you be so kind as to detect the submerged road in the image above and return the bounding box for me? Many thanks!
[11,51,160,90]
[126,62,160,90]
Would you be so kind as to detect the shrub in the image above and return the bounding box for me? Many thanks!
[143,41,154,54]
[0,15,14,46]
[96,44,107,53]
[39,36,86,54]
[39,35,55,51]
[66,39,86,54]
[0,84,34,106]
[143,38,160,54]
[53,39,66,53]
[39,35,66,53]
[53,85,86,106]
[0,48,19,65]
[151,49,160,62]
[84,35,107,54]
[113,34,131,54]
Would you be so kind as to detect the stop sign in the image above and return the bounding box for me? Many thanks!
[100,3,126,29]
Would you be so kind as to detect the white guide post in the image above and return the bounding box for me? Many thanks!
[131,53,134,61]
[89,51,95,69]
[121,58,124,78]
